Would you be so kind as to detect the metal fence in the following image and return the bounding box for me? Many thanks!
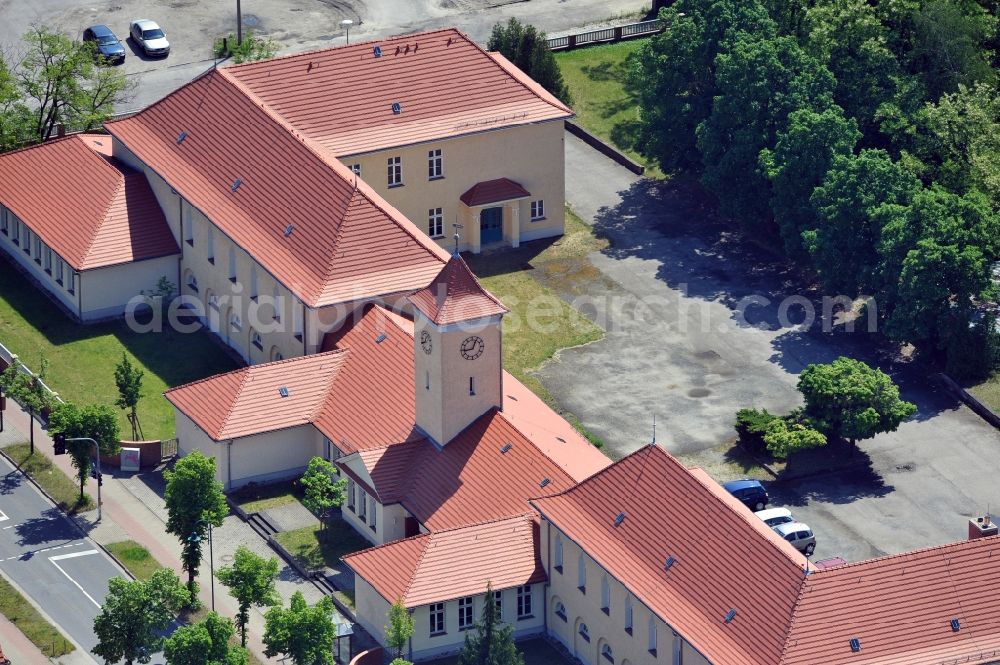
[547,18,664,51]
[0,340,62,405]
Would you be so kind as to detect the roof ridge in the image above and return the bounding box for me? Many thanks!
[398,535,434,604]
[494,409,577,489]
[308,347,350,424]
[0,133,85,160]
[214,364,257,439]
[164,349,348,396]
[81,175,127,266]
[805,532,999,573]
[531,444,657,505]
[481,45,573,116]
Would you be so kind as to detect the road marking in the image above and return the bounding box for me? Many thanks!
[2,525,12,530]
[50,549,101,608]
[0,509,7,522]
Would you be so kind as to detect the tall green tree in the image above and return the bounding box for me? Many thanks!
[797,356,917,447]
[164,612,248,665]
[114,352,144,440]
[164,451,229,599]
[0,53,32,151]
[299,457,346,529]
[0,359,54,454]
[486,18,570,103]
[47,402,120,499]
[907,0,997,100]
[215,545,281,647]
[458,583,524,665]
[805,149,921,294]
[385,599,414,659]
[263,592,337,665]
[696,32,836,227]
[760,106,861,258]
[625,0,775,174]
[92,568,189,665]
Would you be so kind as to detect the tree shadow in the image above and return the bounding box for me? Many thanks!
[581,61,623,82]
[14,507,80,547]
[1,469,24,494]
[769,445,895,507]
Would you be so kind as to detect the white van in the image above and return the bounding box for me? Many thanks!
[754,507,794,528]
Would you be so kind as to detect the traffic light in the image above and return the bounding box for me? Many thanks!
[97,473,103,487]
[53,432,66,455]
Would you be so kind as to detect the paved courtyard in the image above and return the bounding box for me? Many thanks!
[546,132,1000,562]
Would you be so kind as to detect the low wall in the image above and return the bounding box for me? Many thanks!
[937,374,1000,429]
[565,121,646,175]
[100,440,163,468]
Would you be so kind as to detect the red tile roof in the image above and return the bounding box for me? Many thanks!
[459,178,531,207]
[223,28,573,157]
[408,254,508,326]
[0,135,178,271]
[105,70,449,308]
[343,515,546,608]
[532,445,809,665]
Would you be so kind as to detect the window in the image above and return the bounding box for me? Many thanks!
[530,200,545,220]
[516,585,532,619]
[270,347,283,362]
[429,602,445,635]
[0,209,8,235]
[350,164,361,176]
[272,286,281,322]
[459,596,474,630]
[368,496,376,530]
[228,247,237,282]
[44,247,52,273]
[11,218,18,244]
[292,299,303,341]
[469,377,475,396]
[186,273,198,293]
[387,156,402,187]
[209,294,220,311]
[346,479,355,511]
[67,270,75,294]
[601,644,614,663]
[357,487,366,520]
[251,329,263,350]
[428,207,443,238]
[183,204,193,245]
[33,235,41,262]
[624,596,633,634]
[428,149,442,179]
[601,576,610,614]
[250,266,258,300]
[207,227,215,263]
[494,590,503,619]
[648,617,657,656]
[229,310,242,332]
[55,257,63,285]
[554,535,563,573]
[578,555,586,592]
[554,601,567,621]
[578,622,590,642]
[23,227,31,253]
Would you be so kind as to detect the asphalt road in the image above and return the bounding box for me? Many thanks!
[0,454,127,662]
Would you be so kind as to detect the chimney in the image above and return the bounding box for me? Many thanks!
[968,514,999,540]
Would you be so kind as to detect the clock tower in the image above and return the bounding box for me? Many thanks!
[408,254,508,447]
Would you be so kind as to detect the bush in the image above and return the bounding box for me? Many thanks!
[734,408,778,452]
[213,31,278,64]
[945,318,1000,380]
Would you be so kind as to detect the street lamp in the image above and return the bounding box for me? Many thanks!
[65,437,102,523]
[187,518,214,611]
[340,19,353,45]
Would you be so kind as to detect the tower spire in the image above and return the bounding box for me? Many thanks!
[452,222,463,257]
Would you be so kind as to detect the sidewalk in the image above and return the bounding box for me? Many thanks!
[0,612,49,665]
[0,403,340,663]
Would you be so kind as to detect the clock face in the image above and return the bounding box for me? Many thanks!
[420,330,433,355]
[460,336,485,360]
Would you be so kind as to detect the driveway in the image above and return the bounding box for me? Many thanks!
[544,131,1000,560]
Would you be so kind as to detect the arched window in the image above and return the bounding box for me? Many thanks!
[578,554,587,592]
[251,328,263,350]
[578,622,590,642]
[601,575,610,614]
[229,309,242,331]
[554,601,567,621]
[270,346,283,362]
[555,534,564,572]
[601,643,614,663]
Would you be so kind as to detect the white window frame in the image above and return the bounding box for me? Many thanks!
[555,534,563,571]
[272,285,281,322]
[601,576,610,613]
[11,218,19,244]
[387,156,402,187]
[554,601,567,621]
[207,227,215,263]
[624,596,633,633]
[33,235,41,262]
[428,148,443,179]
[250,266,258,300]
[55,257,63,285]
[458,596,474,630]
[44,246,52,273]
[183,203,194,245]
[350,163,361,176]
[0,207,7,236]
[368,496,376,531]
[228,247,237,282]
[429,602,445,635]
[186,273,198,293]
[23,227,31,254]
[578,555,586,591]
[648,617,657,654]
[357,487,366,520]
[516,585,532,619]
[602,643,614,663]
[229,310,242,332]
[67,269,75,294]
[530,200,545,221]
[494,590,503,619]
[251,328,263,350]
[428,207,443,238]
[346,479,356,511]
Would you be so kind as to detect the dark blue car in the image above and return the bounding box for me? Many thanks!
[83,25,126,65]
[723,479,769,511]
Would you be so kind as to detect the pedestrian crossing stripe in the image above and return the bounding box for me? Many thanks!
[0,509,8,522]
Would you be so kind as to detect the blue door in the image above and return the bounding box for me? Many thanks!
[480,206,503,245]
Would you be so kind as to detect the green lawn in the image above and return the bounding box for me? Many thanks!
[232,480,300,513]
[555,38,663,177]
[105,540,164,580]
[3,443,94,513]
[423,638,574,665]
[0,256,239,440]
[0,573,75,657]
[273,521,373,572]
[969,375,1000,415]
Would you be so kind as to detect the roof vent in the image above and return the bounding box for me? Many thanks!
[614,512,626,527]
[391,102,402,115]
[278,387,289,398]
[176,131,188,144]
[849,638,861,653]
[375,333,387,344]
[231,178,242,192]
[664,555,676,571]
[373,45,382,57]
[500,442,513,454]
[284,224,294,237]
[540,477,551,488]
[395,45,401,56]
[950,618,961,632]
[724,609,737,623]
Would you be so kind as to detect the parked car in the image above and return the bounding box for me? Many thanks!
[755,507,794,528]
[723,479,769,511]
[129,19,170,56]
[83,24,126,64]
[774,522,816,556]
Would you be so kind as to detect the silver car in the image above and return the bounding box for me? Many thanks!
[130,19,170,56]
[774,522,816,556]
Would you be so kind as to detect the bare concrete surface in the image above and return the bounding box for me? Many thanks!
[0,0,648,110]
[551,132,1000,561]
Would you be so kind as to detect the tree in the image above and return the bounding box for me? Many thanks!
[385,599,414,659]
[797,357,917,448]
[215,545,281,646]
[47,402,120,500]
[92,568,189,665]
[696,32,835,228]
[760,106,861,258]
[164,451,228,599]
[624,0,775,174]
[458,583,524,665]
[299,457,346,528]
[114,352,144,440]
[908,0,996,100]
[263,591,336,665]
[389,660,414,665]
[805,149,921,295]
[164,612,248,665]
[762,416,827,460]
[0,358,54,454]
[487,18,570,104]
[0,51,32,152]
